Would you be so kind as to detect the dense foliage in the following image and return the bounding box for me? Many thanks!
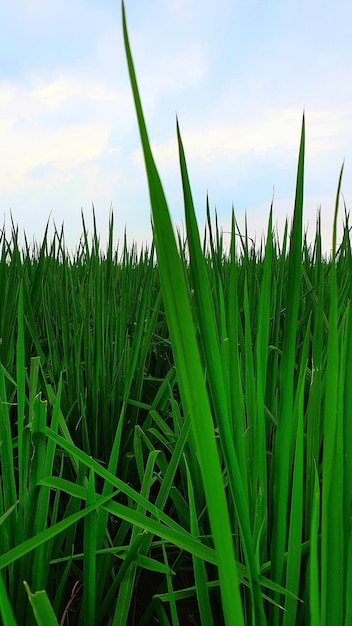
[0,5,350,624]
[0,194,351,625]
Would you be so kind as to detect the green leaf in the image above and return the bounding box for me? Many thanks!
[122,4,245,624]
[23,581,59,626]
[0,571,18,626]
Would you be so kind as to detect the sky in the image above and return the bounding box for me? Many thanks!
[1,0,351,257]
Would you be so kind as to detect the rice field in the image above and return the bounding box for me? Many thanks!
[0,4,351,625]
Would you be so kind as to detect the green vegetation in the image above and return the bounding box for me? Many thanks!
[0,4,351,624]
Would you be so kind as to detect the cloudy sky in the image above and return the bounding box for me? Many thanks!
[1,0,351,256]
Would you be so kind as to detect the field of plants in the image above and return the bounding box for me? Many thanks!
[0,5,351,625]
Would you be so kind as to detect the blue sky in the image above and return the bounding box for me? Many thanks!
[1,0,351,255]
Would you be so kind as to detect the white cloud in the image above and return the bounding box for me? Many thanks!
[133,41,207,106]
[0,73,133,193]
[0,118,110,192]
[31,76,82,107]
[171,0,194,13]
[13,0,63,18]
[133,105,351,171]
[31,74,125,109]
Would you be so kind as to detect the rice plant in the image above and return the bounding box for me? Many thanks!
[0,3,351,624]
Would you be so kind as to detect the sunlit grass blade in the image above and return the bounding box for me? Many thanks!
[228,211,248,502]
[176,120,265,624]
[321,163,344,626]
[253,208,273,562]
[0,570,18,626]
[23,581,59,626]
[270,114,305,621]
[122,4,245,624]
[305,213,324,537]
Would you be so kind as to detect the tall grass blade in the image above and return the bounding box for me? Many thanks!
[0,570,18,626]
[309,464,320,626]
[23,582,59,626]
[122,4,244,623]
[177,120,265,624]
[321,163,344,625]
[270,114,305,621]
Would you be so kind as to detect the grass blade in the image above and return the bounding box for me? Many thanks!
[0,571,18,626]
[270,114,305,620]
[321,163,344,626]
[23,581,59,626]
[122,4,245,624]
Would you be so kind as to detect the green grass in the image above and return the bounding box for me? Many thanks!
[0,4,351,624]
